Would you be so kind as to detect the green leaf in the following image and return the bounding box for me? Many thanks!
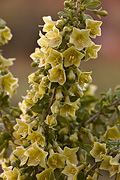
[77,171,86,180]
[57,115,68,124]
[0,19,6,28]
[108,140,120,145]
[31,104,42,113]
[83,0,91,4]
[115,88,120,98]
[87,1,101,8]
[58,11,69,18]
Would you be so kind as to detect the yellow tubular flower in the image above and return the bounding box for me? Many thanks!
[100,155,120,177]
[30,48,47,67]
[70,27,93,51]
[103,126,120,141]
[0,26,12,45]
[49,64,66,85]
[84,44,101,61]
[42,16,56,32]
[62,160,84,180]
[0,71,18,97]
[45,114,57,127]
[60,95,80,117]
[45,26,62,47]
[47,151,66,170]
[62,46,84,67]
[63,146,79,165]
[27,131,45,147]
[0,55,15,70]
[86,19,102,38]
[10,146,28,166]
[4,167,21,180]
[90,142,107,162]
[37,34,50,53]
[24,142,48,167]
[36,168,53,180]
[46,48,63,67]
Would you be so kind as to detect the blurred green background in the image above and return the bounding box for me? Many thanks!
[0,0,120,179]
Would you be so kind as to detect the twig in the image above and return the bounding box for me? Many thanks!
[85,111,102,125]
[85,162,98,177]
[46,85,57,117]
[111,98,120,106]
[3,121,18,146]
[85,98,120,125]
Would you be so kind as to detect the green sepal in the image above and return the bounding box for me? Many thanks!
[87,0,101,8]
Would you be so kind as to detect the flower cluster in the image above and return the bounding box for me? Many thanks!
[0,0,120,180]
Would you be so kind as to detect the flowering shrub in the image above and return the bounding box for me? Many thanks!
[0,0,120,180]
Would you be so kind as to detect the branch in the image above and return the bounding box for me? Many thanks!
[46,85,57,117]
[85,111,102,125]
[85,98,120,125]
[85,162,98,177]
[3,121,18,146]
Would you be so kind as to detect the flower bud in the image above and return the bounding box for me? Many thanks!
[98,10,108,16]
[64,1,73,8]
[56,20,65,29]
[55,89,63,101]
[67,69,76,81]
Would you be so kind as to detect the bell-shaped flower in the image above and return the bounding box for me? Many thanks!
[86,19,102,38]
[46,26,62,47]
[48,149,65,169]
[62,46,84,67]
[4,167,21,180]
[69,82,84,97]
[100,155,120,177]
[78,71,92,88]
[27,131,45,147]
[70,27,93,51]
[0,55,15,70]
[103,126,120,141]
[0,71,18,97]
[46,48,63,67]
[60,95,80,117]
[10,146,28,166]
[70,132,78,142]
[42,16,56,32]
[51,100,60,114]
[0,26,12,45]
[84,44,101,61]
[37,33,50,53]
[49,64,66,85]
[55,88,63,101]
[36,168,53,180]
[90,142,107,162]
[62,161,84,180]
[14,119,28,138]
[63,146,79,165]
[45,114,57,127]
[30,48,47,67]
[40,76,51,89]
[24,142,48,167]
